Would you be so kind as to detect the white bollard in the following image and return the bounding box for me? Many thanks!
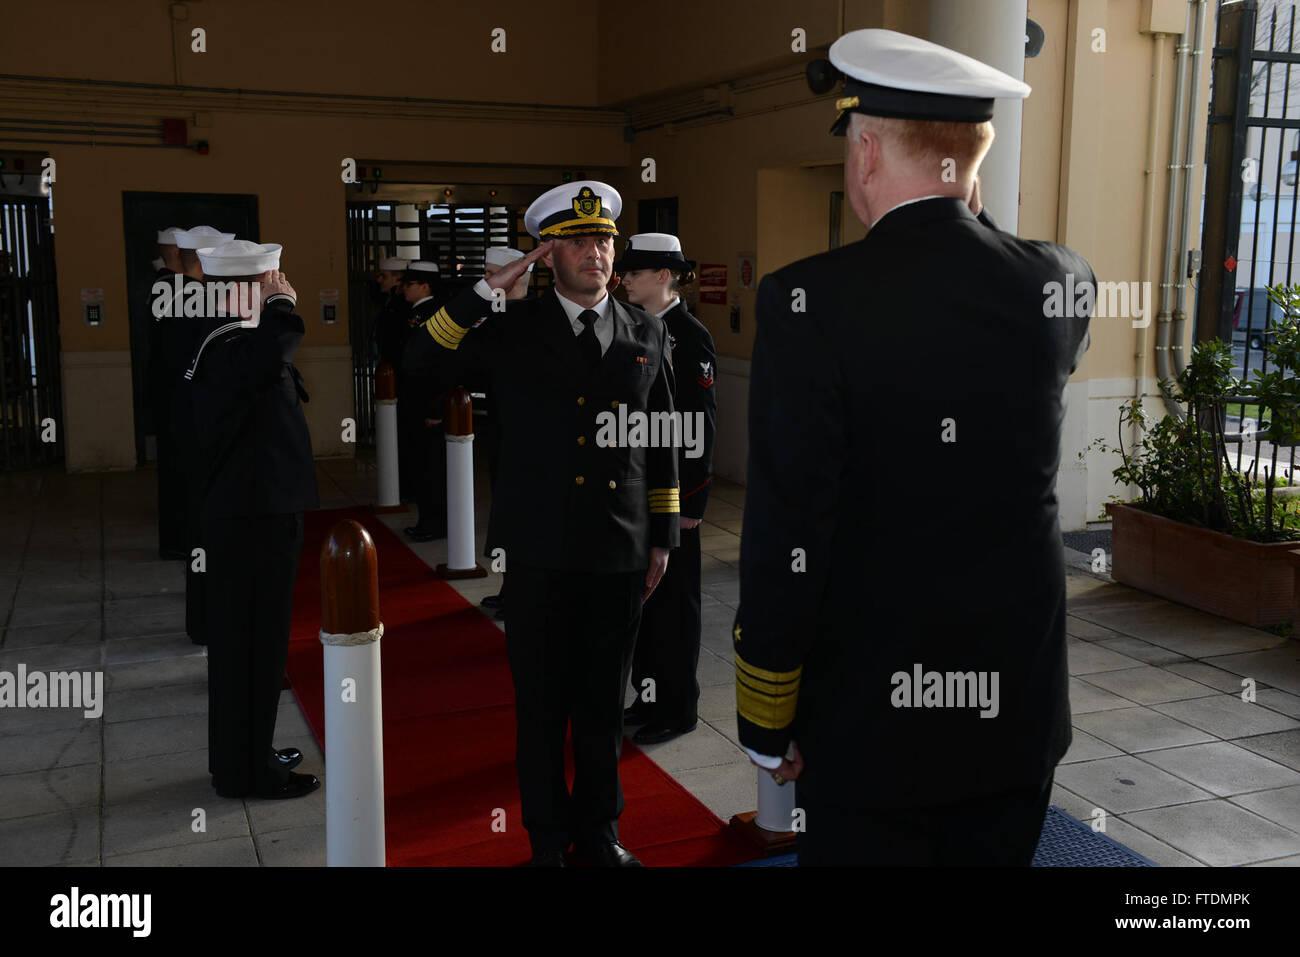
[445,433,476,571]
[375,399,400,508]
[319,519,386,866]
[321,627,385,865]
[437,387,486,579]
[755,767,797,832]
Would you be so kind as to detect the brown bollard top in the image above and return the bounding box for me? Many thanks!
[445,385,473,436]
[375,361,396,401]
[320,520,380,635]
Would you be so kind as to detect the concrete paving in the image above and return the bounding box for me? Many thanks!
[2,458,1299,866]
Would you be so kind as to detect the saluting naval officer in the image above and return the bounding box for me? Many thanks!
[478,245,534,621]
[399,260,449,541]
[404,181,680,867]
[733,29,1093,865]
[618,234,716,744]
[187,239,320,799]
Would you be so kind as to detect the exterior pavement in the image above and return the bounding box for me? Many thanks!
[2,455,1299,866]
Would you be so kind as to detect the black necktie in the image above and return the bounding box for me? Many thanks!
[577,309,602,368]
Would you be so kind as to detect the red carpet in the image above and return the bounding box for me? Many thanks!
[285,507,755,867]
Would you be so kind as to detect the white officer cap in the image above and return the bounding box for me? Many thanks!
[196,240,283,276]
[485,246,533,272]
[524,180,621,240]
[826,28,1030,134]
[157,226,187,244]
[175,225,236,250]
[379,256,409,271]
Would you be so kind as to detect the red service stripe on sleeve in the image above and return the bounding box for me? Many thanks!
[697,376,714,388]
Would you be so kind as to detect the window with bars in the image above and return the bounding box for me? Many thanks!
[344,200,553,446]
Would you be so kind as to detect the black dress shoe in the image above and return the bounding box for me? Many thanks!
[494,607,506,621]
[250,771,320,800]
[528,850,567,867]
[632,721,698,745]
[275,747,303,770]
[403,526,443,542]
[575,841,642,867]
[481,593,503,608]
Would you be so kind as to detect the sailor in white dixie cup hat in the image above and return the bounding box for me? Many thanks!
[147,223,193,565]
[404,179,679,867]
[732,28,1094,866]
[185,236,320,801]
[173,225,236,281]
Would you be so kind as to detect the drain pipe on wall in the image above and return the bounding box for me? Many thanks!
[1156,1,1195,420]
[1138,28,1173,451]
[1171,0,1209,382]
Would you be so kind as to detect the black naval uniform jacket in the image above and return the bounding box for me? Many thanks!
[661,301,717,519]
[186,296,320,519]
[734,197,1093,808]
[403,285,681,572]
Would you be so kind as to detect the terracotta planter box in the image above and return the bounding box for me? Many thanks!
[1105,503,1300,628]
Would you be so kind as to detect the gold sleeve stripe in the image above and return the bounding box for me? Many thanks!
[423,308,468,350]
[735,653,802,686]
[649,486,680,514]
[736,678,798,730]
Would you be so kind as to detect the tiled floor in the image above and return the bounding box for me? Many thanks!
[2,458,1299,866]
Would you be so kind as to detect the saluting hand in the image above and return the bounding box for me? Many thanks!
[643,546,669,602]
[486,241,552,292]
[260,269,297,302]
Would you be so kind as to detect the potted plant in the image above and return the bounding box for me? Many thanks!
[1089,282,1300,629]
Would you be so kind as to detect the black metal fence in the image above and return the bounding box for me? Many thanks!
[344,200,549,447]
[1204,0,1299,482]
[0,193,61,471]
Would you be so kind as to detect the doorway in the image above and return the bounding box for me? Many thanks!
[120,191,259,465]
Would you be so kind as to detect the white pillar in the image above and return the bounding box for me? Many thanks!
[375,399,400,508]
[321,626,385,866]
[755,768,797,832]
[929,0,1029,234]
[444,433,477,571]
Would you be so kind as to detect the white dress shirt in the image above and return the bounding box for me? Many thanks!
[410,295,434,310]
[871,194,950,230]
[473,280,614,355]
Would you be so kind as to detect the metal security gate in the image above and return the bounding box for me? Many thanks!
[0,193,61,470]
[344,200,549,447]
[1201,0,1299,481]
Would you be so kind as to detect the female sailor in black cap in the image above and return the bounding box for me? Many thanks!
[617,233,716,744]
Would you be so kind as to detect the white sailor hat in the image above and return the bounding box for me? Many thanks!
[378,256,409,271]
[175,225,236,250]
[820,28,1030,135]
[524,180,621,240]
[196,240,282,276]
[614,233,696,274]
[157,226,187,244]
[485,246,533,272]
[402,260,440,283]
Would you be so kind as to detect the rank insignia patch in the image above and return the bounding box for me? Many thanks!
[572,186,602,219]
[697,360,714,389]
